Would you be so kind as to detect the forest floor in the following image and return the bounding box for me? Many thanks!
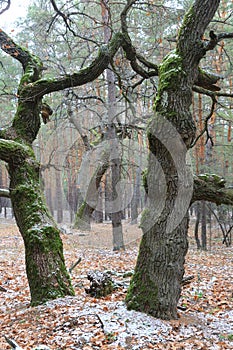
[0,218,233,350]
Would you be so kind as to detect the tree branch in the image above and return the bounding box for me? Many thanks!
[204,31,233,52]
[49,0,101,45]
[192,174,233,206]
[0,29,43,80]
[194,69,222,91]
[120,0,158,78]
[25,33,124,99]
[190,94,217,148]
[0,139,32,163]
[0,0,10,15]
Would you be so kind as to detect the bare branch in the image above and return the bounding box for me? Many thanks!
[25,33,123,99]
[120,0,158,78]
[49,0,100,45]
[193,85,233,99]
[204,31,233,52]
[0,0,10,15]
[190,95,217,148]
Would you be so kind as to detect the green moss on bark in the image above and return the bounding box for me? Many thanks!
[6,143,75,306]
[74,201,92,230]
[125,269,158,315]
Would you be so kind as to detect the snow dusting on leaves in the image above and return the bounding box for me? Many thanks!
[0,221,233,349]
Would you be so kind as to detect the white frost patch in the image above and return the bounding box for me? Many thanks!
[42,297,233,349]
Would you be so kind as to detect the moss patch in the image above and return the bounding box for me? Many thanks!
[125,269,158,315]
[154,50,184,114]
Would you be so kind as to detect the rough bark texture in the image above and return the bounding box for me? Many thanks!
[126,0,220,319]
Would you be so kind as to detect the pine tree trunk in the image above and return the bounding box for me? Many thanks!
[194,202,201,249]
[201,200,207,250]
[131,168,141,224]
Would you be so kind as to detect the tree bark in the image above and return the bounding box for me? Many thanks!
[74,200,93,231]
[126,0,220,319]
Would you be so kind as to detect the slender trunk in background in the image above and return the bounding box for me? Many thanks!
[194,202,201,249]
[201,201,207,250]
[101,0,124,250]
[131,167,141,224]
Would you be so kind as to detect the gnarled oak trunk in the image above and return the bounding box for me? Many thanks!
[9,151,74,305]
[126,0,220,319]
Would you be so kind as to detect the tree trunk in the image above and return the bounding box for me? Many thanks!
[131,167,141,225]
[74,201,92,231]
[74,146,109,230]
[194,202,201,250]
[111,156,124,251]
[126,0,220,319]
[94,185,104,223]
[201,200,207,250]
[55,168,63,223]
[101,0,124,251]
[0,30,75,306]
[5,142,74,305]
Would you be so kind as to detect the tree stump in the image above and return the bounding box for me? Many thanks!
[85,271,114,297]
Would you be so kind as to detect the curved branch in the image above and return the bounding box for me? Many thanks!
[205,31,233,52]
[0,29,43,81]
[120,0,158,78]
[26,33,124,98]
[190,94,217,148]
[192,174,233,206]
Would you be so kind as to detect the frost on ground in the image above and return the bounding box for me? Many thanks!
[41,296,233,350]
[1,221,233,349]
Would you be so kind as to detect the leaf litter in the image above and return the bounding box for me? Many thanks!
[0,220,233,349]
